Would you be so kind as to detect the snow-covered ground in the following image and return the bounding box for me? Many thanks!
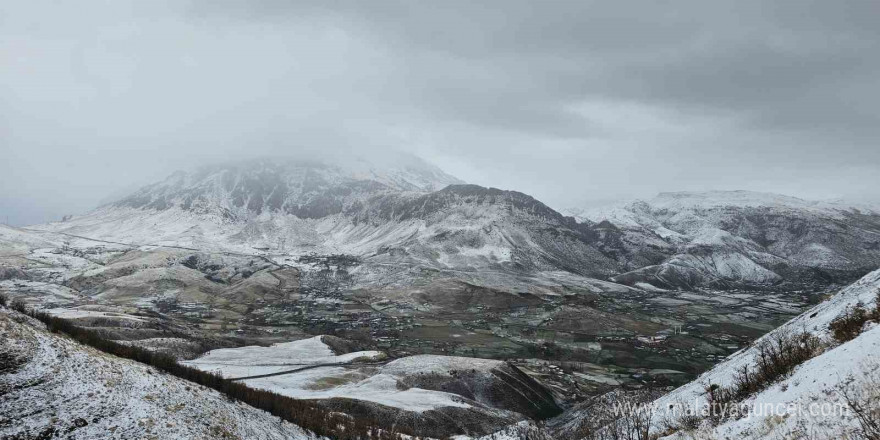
[0,308,319,440]
[243,368,473,412]
[650,268,880,439]
[45,307,147,323]
[0,224,59,256]
[701,326,879,439]
[182,335,384,378]
[183,337,484,412]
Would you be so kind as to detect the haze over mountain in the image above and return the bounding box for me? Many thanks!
[3,1,880,225]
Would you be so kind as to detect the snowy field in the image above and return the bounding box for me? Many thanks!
[45,307,147,323]
[182,336,384,378]
[243,368,472,412]
[184,339,511,412]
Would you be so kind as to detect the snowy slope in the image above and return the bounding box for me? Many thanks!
[183,337,473,413]
[0,308,318,440]
[183,336,480,412]
[0,224,60,256]
[180,337,562,437]
[649,268,880,439]
[239,366,477,413]
[183,339,556,417]
[183,335,384,378]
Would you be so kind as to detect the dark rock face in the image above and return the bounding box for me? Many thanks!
[320,335,364,355]
[0,267,29,281]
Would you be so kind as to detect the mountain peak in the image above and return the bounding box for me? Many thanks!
[110,154,463,218]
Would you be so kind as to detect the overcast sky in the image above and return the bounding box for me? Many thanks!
[2,1,879,225]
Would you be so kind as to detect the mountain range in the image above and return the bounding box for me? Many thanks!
[31,155,880,292]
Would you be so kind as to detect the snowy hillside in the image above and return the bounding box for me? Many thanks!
[649,268,880,439]
[569,191,880,289]
[183,335,385,378]
[0,224,59,256]
[0,308,318,440]
[182,336,561,436]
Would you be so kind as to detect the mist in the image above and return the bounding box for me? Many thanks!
[2,1,879,226]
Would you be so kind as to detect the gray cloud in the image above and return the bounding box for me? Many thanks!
[1,0,879,225]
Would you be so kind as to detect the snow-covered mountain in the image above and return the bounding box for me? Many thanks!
[33,156,621,282]
[28,160,880,291]
[567,191,880,290]
[112,154,463,219]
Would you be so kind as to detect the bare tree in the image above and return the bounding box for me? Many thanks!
[839,361,880,440]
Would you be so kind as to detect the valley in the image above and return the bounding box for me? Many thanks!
[1,228,830,408]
